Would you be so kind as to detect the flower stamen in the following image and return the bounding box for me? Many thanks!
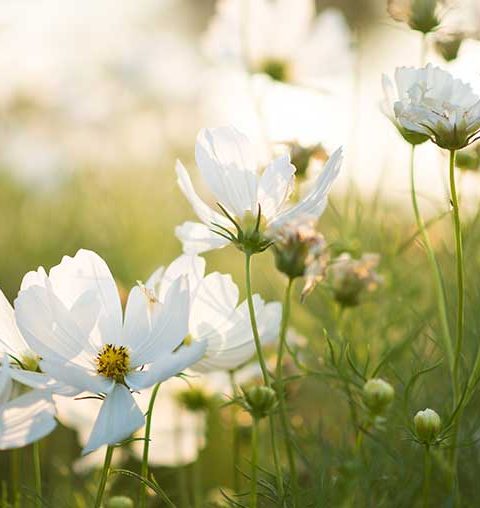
[96,344,131,383]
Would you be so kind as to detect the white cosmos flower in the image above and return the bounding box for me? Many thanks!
[393,64,480,150]
[203,0,351,88]
[140,254,281,372]
[14,249,205,454]
[0,356,57,450]
[176,126,342,254]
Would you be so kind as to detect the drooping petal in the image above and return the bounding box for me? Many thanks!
[0,289,27,357]
[82,383,144,455]
[0,390,57,450]
[176,160,230,228]
[257,154,295,220]
[175,221,230,254]
[126,340,207,390]
[270,147,342,228]
[195,126,258,217]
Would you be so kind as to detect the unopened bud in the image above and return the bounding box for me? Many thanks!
[363,378,395,415]
[176,387,211,412]
[242,385,278,420]
[388,0,441,34]
[434,34,463,62]
[414,408,441,444]
[106,496,134,508]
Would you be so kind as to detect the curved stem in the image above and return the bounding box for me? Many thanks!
[33,442,42,508]
[409,145,454,372]
[94,445,114,508]
[250,417,259,508]
[276,279,299,507]
[423,446,432,508]
[140,382,161,508]
[244,253,285,501]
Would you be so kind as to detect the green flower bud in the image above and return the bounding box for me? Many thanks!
[242,385,278,420]
[363,378,395,415]
[176,387,211,412]
[388,0,441,34]
[434,34,463,62]
[414,408,441,445]
[259,58,290,83]
[106,496,134,508]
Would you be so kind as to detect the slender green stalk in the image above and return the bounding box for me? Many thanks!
[140,382,161,508]
[250,417,260,508]
[94,445,114,508]
[176,466,190,508]
[244,253,285,501]
[33,442,42,508]
[449,149,464,497]
[420,33,428,66]
[409,145,454,371]
[229,370,241,492]
[449,149,464,399]
[11,449,20,508]
[423,446,432,508]
[276,278,299,507]
[192,419,203,508]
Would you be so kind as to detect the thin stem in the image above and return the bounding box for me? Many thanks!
[449,148,464,497]
[409,145,454,372]
[140,382,161,508]
[33,442,42,508]
[420,33,428,66]
[94,445,114,508]
[276,279,299,507]
[11,449,20,508]
[423,446,432,508]
[450,149,464,401]
[192,420,203,508]
[250,417,259,508]
[229,370,241,492]
[245,253,270,386]
[244,253,285,501]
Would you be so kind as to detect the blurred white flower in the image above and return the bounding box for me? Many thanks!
[0,356,56,450]
[132,377,207,467]
[203,0,352,89]
[393,64,480,150]
[14,249,204,454]
[139,254,281,372]
[176,126,342,254]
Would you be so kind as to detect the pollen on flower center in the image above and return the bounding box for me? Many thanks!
[96,344,131,383]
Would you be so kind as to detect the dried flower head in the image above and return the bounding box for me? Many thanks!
[270,217,329,298]
[329,252,383,307]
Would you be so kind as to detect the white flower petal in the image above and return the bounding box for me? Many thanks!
[0,357,12,404]
[0,390,56,450]
[0,290,27,356]
[9,368,80,396]
[195,126,258,217]
[176,160,230,228]
[82,383,144,455]
[257,154,295,220]
[129,277,190,367]
[20,267,48,291]
[270,147,342,228]
[127,340,207,390]
[175,221,230,254]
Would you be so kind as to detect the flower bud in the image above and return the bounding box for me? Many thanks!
[106,496,134,508]
[176,387,211,413]
[434,34,463,62]
[363,378,395,415]
[241,385,278,420]
[270,218,329,297]
[414,408,441,445]
[329,252,383,307]
[456,144,480,172]
[387,0,441,34]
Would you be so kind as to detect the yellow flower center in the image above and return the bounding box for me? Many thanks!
[96,344,130,383]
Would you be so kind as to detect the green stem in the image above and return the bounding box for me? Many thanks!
[420,33,428,66]
[94,445,114,508]
[33,442,42,508]
[140,383,161,508]
[229,370,241,492]
[250,417,259,508]
[11,449,20,508]
[450,149,464,403]
[423,446,432,508]
[449,149,464,497]
[244,253,285,501]
[276,279,299,507]
[409,145,454,372]
[192,421,203,508]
